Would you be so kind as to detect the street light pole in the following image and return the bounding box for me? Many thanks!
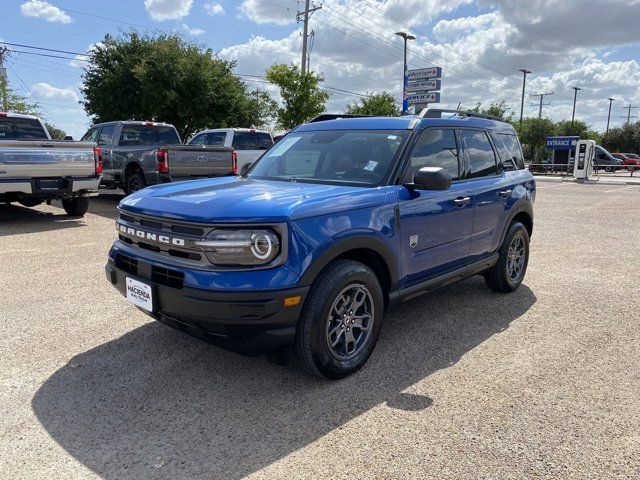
[395,32,415,115]
[570,86,581,128]
[518,69,531,129]
[605,97,614,142]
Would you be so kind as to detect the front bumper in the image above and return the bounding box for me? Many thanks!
[105,259,308,354]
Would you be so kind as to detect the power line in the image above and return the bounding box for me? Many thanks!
[530,92,553,118]
[6,49,88,62]
[0,41,88,57]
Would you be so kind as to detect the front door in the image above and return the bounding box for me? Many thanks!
[398,128,474,288]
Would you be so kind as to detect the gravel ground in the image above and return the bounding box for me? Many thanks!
[1,184,639,479]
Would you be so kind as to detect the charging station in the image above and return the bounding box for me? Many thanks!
[573,139,596,179]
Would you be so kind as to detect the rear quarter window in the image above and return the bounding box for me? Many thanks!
[495,133,525,170]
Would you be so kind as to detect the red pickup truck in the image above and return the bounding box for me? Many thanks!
[612,153,640,171]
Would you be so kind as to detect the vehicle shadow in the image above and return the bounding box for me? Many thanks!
[87,192,124,221]
[0,203,86,236]
[32,279,536,479]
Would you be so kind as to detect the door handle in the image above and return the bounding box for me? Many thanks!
[498,189,512,198]
[453,196,471,206]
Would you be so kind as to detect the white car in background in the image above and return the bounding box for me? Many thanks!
[188,128,273,174]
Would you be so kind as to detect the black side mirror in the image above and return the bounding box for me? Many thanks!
[410,167,452,190]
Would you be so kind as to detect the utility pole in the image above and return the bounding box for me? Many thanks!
[297,0,321,75]
[518,69,531,128]
[0,47,8,112]
[395,32,415,115]
[531,92,553,118]
[605,98,614,142]
[570,86,581,128]
[622,104,638,124]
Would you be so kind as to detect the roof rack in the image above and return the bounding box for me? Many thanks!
[418,108,502,122]
[308,113,373,123]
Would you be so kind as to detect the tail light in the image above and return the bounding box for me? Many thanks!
[157,148,169,173]
[93,146,103,175]
[232,151,238,174]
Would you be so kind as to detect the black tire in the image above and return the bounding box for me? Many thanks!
[18,198,44,208]
[294,259,384,379]
[62,196,89,217]
[483,221,530,293]
[124,170,146,195]
[605,166,613,173]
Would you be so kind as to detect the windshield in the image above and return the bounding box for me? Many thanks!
[247,130,409,186]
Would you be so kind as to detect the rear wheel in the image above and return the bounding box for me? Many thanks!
[62,196,89,217]
[294,260,384,379]
[484,221,530,293]
[124,170,146,195]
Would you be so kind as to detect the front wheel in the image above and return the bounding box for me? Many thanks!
[62,196,89,217]
[484,221,530,293]
[294,260,384,379]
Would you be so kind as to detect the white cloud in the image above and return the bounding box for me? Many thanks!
[180,23,205,35]
[20,0,72,23]
[205,2,224,15]
[144,0,193,21]
[238,0,297,25]
[30,83,79,103]
[69,43,102,69]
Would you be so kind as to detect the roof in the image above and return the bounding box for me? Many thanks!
[0,112,40,120]
[196,128,271,134]
[295,113,516,134]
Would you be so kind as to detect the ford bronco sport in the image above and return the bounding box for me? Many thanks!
[105,110,535,379]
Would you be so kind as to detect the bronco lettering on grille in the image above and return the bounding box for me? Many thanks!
[118,224,186,247]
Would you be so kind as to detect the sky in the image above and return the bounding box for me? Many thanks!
[1,0,639,139]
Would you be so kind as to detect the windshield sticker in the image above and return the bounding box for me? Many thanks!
[387,135,398,140]
[364,161,378,171]
[270,136,301,156]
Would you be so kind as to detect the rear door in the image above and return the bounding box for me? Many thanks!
[460,129,514,259]
[397,128,474,286]
[96,124,117,180]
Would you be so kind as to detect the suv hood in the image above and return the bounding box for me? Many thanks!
[119,177,391,223]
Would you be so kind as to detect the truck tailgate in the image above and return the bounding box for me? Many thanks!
[0,140,96,177]
[167,145,235,178]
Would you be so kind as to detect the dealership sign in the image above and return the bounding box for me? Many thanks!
[407,67,442,81]
[406,80,441,93]
[407,92,441,105]
[546,136,579,150]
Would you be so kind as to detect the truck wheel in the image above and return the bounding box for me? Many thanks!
[18,198,44,208]
[62,197,89,217]
[124,171,146,195]
[294,259,384,379]
[484,221,530,293]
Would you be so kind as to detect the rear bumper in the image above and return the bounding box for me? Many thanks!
[105,260,308,354]
[0,175,101,197]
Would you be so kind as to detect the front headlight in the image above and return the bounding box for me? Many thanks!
[192,229,280,266]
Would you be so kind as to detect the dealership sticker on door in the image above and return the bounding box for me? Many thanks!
[126,277,153,312]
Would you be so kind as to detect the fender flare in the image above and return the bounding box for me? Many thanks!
[299,234,400,289]
[499,202,533,246]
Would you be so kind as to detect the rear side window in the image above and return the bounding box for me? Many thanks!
[257,132,273,150]
[118,125,180,146]
[460,130,497,178]
[495,133,525,169]
[232,131,258,150]
[188,133,207,145]
[0,117,48,140]
[98,124,115,146]
[408,128,460,180]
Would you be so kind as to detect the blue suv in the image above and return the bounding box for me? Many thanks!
[105,110,535,379]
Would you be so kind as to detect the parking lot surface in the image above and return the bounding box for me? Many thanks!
[1,184,639,479]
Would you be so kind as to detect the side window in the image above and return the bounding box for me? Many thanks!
[188,133,206,145]
[97,124,115,146]
[460,130,497,178]
[257,132,273,150]
[497,133,525,169]
[491,133,516,171]
[408,128,460,181]
[206,132,227,146]
[232,131,258,150]
[81,127,98,143]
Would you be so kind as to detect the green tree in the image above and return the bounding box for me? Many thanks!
[265,63,329,130]
[345,91,400,116]
[44,122,67,139]
[471,101,514,121]
[82,31,274,139]
[554,119,590,138]
[517,117,556,162]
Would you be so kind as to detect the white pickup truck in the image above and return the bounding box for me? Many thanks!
[0,113,101,216]
[187,128,273,174]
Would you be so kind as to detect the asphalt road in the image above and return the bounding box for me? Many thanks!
[1,183,639,479]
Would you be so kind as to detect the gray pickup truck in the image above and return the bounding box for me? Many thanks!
[82,121,236,194]
[0,113,101,216]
